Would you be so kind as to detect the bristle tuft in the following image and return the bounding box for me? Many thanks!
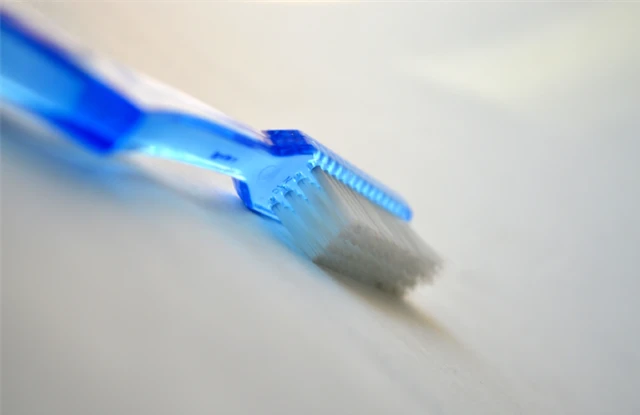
[273,168,441,295]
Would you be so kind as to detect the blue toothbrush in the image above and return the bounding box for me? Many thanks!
[0,6,440,294]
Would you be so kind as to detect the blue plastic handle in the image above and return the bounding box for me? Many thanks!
[0,9,275,176]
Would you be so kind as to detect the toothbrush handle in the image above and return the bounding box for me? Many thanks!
[0,9,141,152]
[0,8,271,179]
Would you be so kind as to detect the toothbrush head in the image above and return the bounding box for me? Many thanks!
[234,130,441,295]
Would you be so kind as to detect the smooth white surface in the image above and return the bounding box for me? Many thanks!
[3,3,640,414]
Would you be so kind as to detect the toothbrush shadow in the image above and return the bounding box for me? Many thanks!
[324,268,460,345]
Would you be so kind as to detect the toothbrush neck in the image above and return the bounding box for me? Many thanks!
[126,112,273,180]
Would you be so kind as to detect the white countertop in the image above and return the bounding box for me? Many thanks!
[3,2,639,414]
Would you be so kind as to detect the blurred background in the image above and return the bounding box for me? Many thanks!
[2,2,639,414]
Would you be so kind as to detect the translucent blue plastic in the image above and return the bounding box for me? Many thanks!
[0,9,412,221]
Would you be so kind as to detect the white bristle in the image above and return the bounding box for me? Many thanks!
[272,168,441,295]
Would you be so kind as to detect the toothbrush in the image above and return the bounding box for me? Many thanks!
[0,7,441,294]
